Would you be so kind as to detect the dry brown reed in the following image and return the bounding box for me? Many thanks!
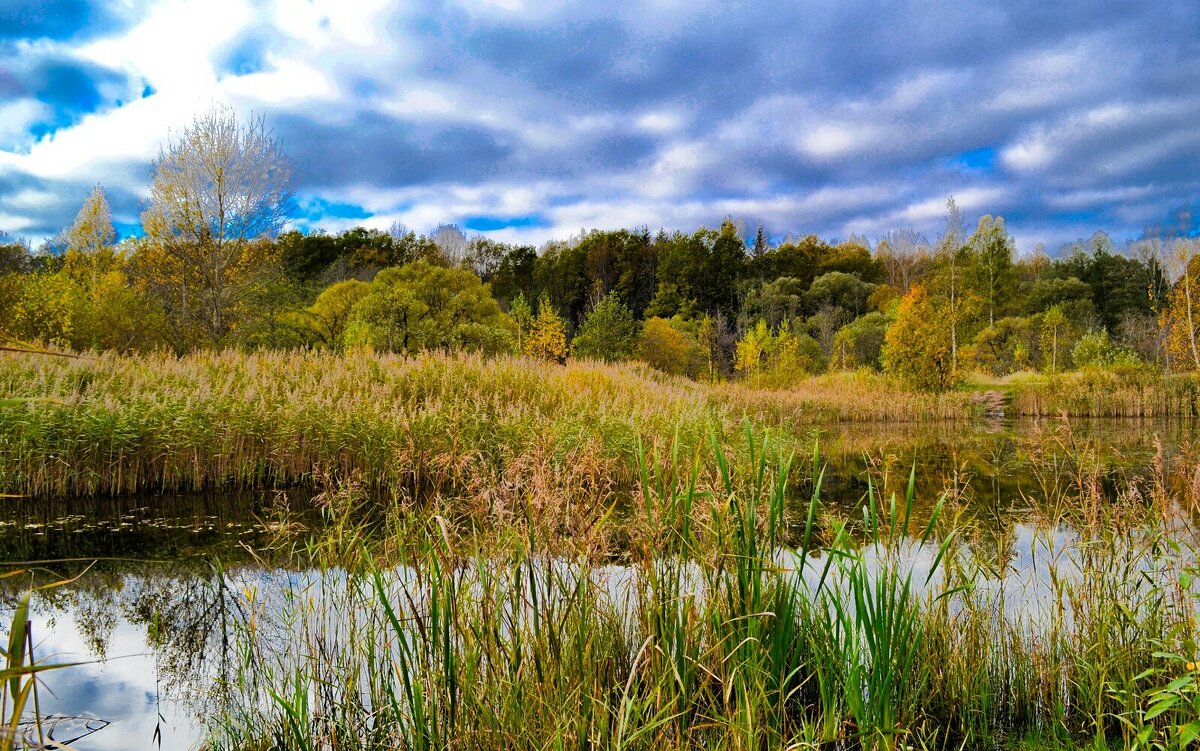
[0,350,977,500]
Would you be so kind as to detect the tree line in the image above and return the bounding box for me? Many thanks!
[3,106,1200,391]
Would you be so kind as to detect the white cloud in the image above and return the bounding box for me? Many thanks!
[635,111,684,134]
[223,59,336,104]
[0,100,47,148]
[637,141,710,199]
[1001,130,1055,172]
[798,122,887,160]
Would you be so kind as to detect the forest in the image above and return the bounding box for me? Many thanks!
[3,178,1198,394]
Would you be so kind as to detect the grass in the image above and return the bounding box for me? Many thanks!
[0,349,983,500]
[187,424,1200,751]
[999,369,1200,419]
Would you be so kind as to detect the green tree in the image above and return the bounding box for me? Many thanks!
[508,292,534,351]
[882,284,956,391]
[532,241,589,326]
[805,271,876,317]
[830,312,891,371]
[738,277,806,330]
[343,260,513,354]
[748,234,824,286]
[571,291,639,362]
[1054,232,1169,331]
[290,279,371,347]
[0,233,31,275]
[752,223,768,258]
[970,316,1037,376]
[966,215,1017,326]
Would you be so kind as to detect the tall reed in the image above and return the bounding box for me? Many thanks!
[191,423,1200,751]
[0,350,980,499]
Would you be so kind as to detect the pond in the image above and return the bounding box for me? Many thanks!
[2,417,1197,750]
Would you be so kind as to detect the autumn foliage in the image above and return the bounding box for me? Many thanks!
[881,285,957,391]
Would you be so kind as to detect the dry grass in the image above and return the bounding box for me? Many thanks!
[0,350,979,499]
[1009,369,1200,418]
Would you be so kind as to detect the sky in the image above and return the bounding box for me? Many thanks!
[1,0,1199,252]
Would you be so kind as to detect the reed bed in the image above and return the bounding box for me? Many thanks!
[711,369,975,424]
[196,429,1200,751]
[0,350,978,499]
[1011,369,1200,419]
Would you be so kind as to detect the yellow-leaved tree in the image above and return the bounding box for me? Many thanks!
[140,105,293,348]
[524,293,568,363]
[882,284,957,391]
[62,184,119,291]
[1163,242,1200,372]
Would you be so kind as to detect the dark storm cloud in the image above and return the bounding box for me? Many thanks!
[274,112,513,188]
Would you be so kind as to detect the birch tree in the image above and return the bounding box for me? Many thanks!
[141,105,293,345]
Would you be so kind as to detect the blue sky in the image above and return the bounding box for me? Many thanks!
[1,0,1199,251]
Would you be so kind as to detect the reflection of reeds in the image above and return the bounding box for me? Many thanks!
[0,571,87,751]
[197,428,1200,750]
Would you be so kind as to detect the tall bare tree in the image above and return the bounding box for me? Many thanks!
[141,105,293,345]
[876,227,928,292]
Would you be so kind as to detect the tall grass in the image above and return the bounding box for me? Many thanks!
[0,350,980,499]
[1011,369,1200,419]
[195,425,1200,750]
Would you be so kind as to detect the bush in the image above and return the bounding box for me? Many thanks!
[1071,328,1144,371]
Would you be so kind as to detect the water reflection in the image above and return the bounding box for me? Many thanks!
[1,419,1197,749]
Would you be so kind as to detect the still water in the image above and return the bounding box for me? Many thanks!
[1,417,1196,750]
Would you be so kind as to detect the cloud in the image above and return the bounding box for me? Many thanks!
[1,0,1199,251]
